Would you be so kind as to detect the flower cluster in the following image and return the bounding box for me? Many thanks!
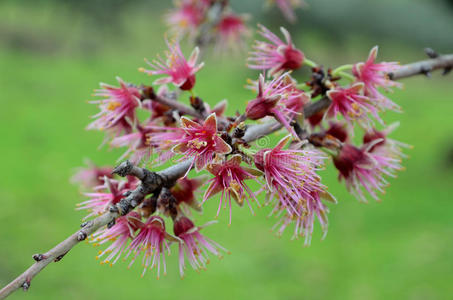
[166,0,250,52]
[76,25,408,278]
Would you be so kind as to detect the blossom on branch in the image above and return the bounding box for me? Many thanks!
[353,46,402,113]
[254,135,327,217]
[327,82,380,127]
[173,113,232,171]
[87,77,141,132]
[93,212,142,266]
[245,73,305,137]
[125,216,179,278]
[269,0,304,23]
[173,216,227,278]
[215,13,250,51]
[77,176,138,219]
[141,40,204,91]
[166,0,206,39]
[248,25,304,76]
[203,154,262,224]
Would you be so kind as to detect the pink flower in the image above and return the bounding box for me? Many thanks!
[173,216,226,277]
[125,216,178,278]
[93,212,142,266]
[363,123,408,176]
[272,0,303,23]
[203,154,262,224]
[165,0,206,38]
[215,13,250,51]
[333,142,399,202]
[248,25,304,75]
[254,135,326,217]
[71,161,113,189]
[110,123,154,165]
[327,82,381,127]
[141,40,204,91]
[272,191,330,246]
[352,46,402,112]
[77,176,138,219]
[173,113,232,171]
[87,77,141,131]
[245,73,305,137]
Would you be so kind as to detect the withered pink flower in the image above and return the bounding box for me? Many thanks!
[110,123,154,165]
[271,0,303,23]
[215,13,250,51]
[166,0,206,38]
[141,40,204,91]
[327,82,381,127]
[87,77,141,131]
[353,46,402,112]
[254,135,326,217]
[93,212,142,266]
[125,216,178,278]
[203,154,262,224]
[173,216,227,277]
[272,191,331,246]
[71,161,113,189]
[77,176,138,219]
[173,113,232,171]
[248,25,304,75]
[245,73,304,137]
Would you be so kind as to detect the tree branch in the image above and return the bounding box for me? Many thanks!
[1,52,453,300]
[389,54,453,80]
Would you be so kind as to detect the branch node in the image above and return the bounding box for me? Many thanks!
[112,160,133,177]
[22,278,30,292]
[421,66,432,77]
[77,231,87,241]
[424,48,439,59]
[80,221,88,228]
[32,254,46,262]
[54,251,68,262]
[107,219,116,229]
[443,66,452,76]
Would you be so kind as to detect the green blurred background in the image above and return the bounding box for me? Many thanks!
[1,0,453,299]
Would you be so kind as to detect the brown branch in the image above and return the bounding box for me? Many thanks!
[2,52,453,300]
